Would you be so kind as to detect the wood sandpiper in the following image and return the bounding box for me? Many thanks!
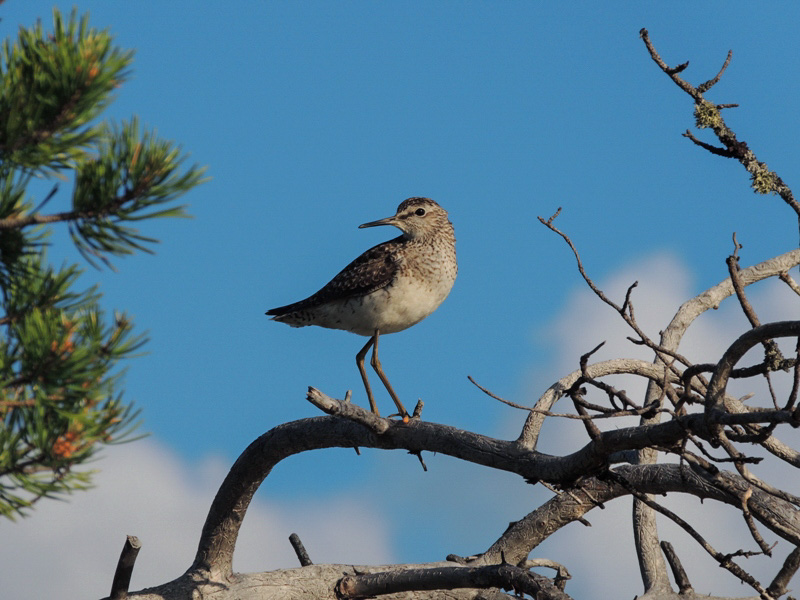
[266,197,457,420]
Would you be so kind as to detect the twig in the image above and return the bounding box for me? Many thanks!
[659,541,692,593]
[779,271,800,296]
[716,433,800,508]
[468,375,663,421]
[578,345,641,411]
[30,183,60,215]
[519,559,572,590]
[410,450,427,472]
[621,282,638,315]
[739,488,775,556]
[697,49,733,93]
[682,357,798,396]
[109,535,142,600]
[412,399,424,419]
[727,242,786,410]
[569,388,602,441]
[538,211,695,372]
[289,533,313,566]
[727,239,783,353]
[0,189,141,230]
[682,129,736,156]
[639,28,699,99]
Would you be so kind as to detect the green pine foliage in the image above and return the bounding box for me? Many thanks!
[0,9,207,518]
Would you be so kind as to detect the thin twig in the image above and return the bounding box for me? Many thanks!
[468,375,663,421]
[739,487,775,556]
[697,49,733,93]
[682,129,736,156]
[569,389,602,441]
[538,211,696,371]
[779,271,800,296]
[410,450,428,472]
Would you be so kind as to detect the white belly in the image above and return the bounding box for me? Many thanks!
[314,269,455,336]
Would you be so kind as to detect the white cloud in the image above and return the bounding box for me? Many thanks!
[544,252,694,365]
[0,439,394,600]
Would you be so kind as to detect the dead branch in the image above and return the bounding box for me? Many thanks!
[639,28,800,230]
[289,533,313,567]
[109,536,142,600]
[614,472,773,599]
[518,359,677,450]
[767,545,800,599]
[476,462,800,567]
[706,322,800,419]
[537,212,693,371]
[335,563,574,600]
[659,541,692,594]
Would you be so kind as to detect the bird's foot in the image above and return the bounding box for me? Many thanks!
[387,411,412,423]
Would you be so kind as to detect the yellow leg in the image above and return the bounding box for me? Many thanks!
[370,330,409,420]
[356,335,379,416]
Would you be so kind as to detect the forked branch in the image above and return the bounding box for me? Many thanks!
[640,28,800,230]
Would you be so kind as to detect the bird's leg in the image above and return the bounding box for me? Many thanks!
[370,330,409,420]
[356,335,380,416]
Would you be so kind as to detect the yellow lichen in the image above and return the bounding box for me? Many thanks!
[750,163,778,195]
[694,100,722,129]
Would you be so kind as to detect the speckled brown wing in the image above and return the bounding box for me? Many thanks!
[266,236,403,317]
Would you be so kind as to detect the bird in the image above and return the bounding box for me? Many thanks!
[266,197,457,420]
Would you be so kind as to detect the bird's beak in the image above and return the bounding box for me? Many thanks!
[359,215,399,229]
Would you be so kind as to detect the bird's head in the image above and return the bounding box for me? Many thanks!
[359,197,451,241]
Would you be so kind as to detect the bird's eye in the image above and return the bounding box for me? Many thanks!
[415,208,426,216]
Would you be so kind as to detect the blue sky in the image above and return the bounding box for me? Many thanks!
[3,2,800,599]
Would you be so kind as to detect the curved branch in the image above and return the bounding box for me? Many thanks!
[193,412,562,579]
[476,463,800,567]
[518,249,800,452]
[707,321,800,419]
[193,389,800,581]
[517,359,675,450]
[665,250,800,350]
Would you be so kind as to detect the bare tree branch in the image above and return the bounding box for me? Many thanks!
[639,28,800,230]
